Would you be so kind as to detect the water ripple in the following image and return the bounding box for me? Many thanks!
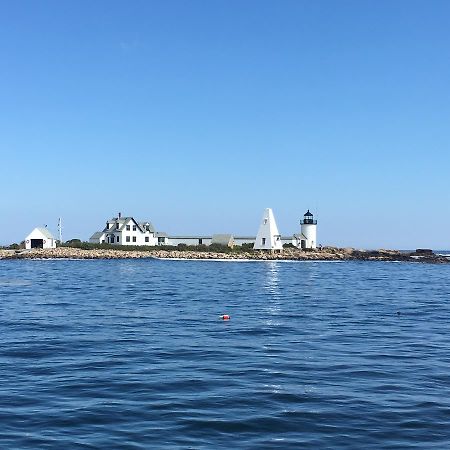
[0,259,450,448]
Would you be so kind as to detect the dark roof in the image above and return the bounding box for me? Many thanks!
[103,217,155,233]
[304,210,313,216]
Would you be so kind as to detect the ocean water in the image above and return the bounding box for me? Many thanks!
[1,259,450,449]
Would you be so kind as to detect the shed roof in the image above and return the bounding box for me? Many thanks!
[90,231,105,239]
[211,234,234,245]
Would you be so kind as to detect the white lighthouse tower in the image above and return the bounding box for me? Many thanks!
[253,208,283,252]
[299,210,317,249]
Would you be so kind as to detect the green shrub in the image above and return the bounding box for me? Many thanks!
[66,239,82,244]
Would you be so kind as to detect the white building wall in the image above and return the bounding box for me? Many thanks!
[234,237,256,246]
[111,219,157,246]
[168,237,212,246]
[119,231,157,246]
[253,208,283,251]
[280,237,294,246]
[301,223,317,249]
[25,228,56,249]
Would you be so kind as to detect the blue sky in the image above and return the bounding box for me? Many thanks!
[1,0,449,248]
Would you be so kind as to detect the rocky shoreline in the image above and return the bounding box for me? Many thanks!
[0,247,448,263]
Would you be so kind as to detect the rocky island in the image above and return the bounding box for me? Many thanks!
[0,246,448,263]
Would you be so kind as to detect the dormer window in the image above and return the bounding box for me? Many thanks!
[116,223,120,230]
[106,223,109,229]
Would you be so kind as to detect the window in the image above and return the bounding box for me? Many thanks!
[145,237,149,243]
[262,238,266,245]
[264,219,267,224]
[106,223,109,229]
[132,236,136,242]
[126,225,130,231]
[117,236,120,243]
[126,236,130,242]
[116,223,120,229]
[133,225,137,231]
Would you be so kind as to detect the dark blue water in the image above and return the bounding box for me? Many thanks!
[1,259,450,449]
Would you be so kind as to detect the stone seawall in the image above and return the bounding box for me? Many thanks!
[0,247,448,263]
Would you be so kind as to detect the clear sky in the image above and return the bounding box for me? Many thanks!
[1,0,449,248]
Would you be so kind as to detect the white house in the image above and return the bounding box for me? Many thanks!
[89,213,158,246]
[253,208,283,252]
[25,227,57,249]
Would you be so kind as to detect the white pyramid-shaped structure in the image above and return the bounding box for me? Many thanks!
[253,208,283,251]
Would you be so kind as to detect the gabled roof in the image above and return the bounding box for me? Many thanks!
[103,216,155,233]
[35,227,55,239]
[139,221,155,233]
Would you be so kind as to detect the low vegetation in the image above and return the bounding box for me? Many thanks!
[58,241,254,253]
[3,242,25,250]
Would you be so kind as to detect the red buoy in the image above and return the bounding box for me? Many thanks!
[220,314,231,320]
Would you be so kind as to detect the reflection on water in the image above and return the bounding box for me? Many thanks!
[263,261,280,296]
[262,262,282,326]
[0,278,32,286]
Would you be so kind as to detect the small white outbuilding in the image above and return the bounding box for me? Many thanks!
[25,227,57,249]
[253,208,283,252]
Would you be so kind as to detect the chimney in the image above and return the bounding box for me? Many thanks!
[118,212,121,219]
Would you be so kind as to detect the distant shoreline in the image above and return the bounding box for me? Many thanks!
[1,247,449,263]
